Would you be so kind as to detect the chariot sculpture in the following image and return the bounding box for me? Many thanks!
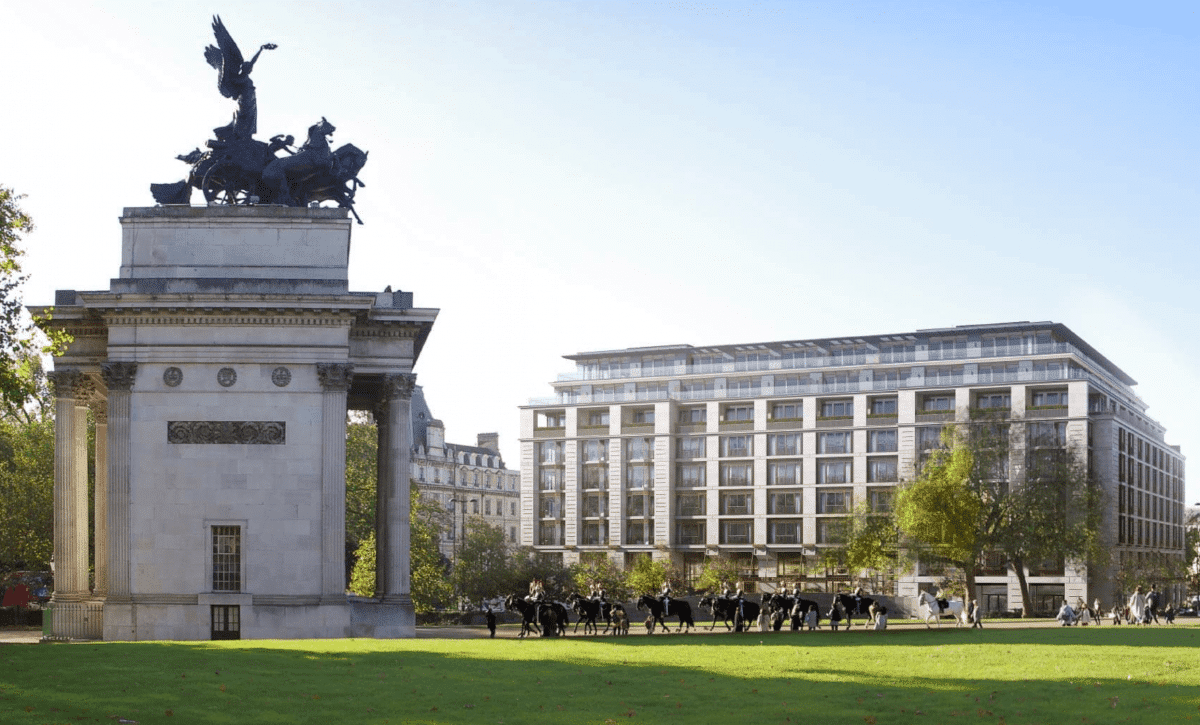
[151,16,368,223]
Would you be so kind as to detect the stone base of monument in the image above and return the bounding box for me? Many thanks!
[34,206,435,641]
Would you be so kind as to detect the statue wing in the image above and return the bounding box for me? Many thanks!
[206,15,245,99]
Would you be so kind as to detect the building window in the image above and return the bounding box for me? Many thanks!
[485,499,492,515]
[472,499,480,514]
[820,399,853,418]
[539,468,562,491]
[870,397,897,415]
[584,409,610,426]
[676,493,706,516]
[677,437,706,459]
[867,457,898,482]
[625,520,654,545]
[817,489,850,514]
[581,522,607,546]
[539,496,562,519]
[212,525,241,592]
[720,435,753,457]
[537,411,565,428]
[719,521,752,545]
[976,393,1010,410]
[767,433,800,456]
[719,462,753,487]
[582,464,609,490]
[626,437,654,460]
[768,492,802,515]
[678,407,707,424]
[1028,422,1067,448]
[676,521,706,545]
[1031,390,1068,408]
[581,439,608,463]
[632,408,655,424]
[625,463,654,489]
[211,605,240,640]
[582,493,608,518]
[538,441,563,464]
[917,426,945,451]
[818,431,852,454]
[771,402,802,420]
[921,395,954,412]
[720,492,752,515]
[767,461,801,486]
[626,492,654,518]
[538,522,562,546]
[677,463,706,488]
[768,521,800,544]
[868,489,893,512]
[723,405,753,422]
[509,526,516,542]
[868,429,897,452]
[510,502,516,516]
[817,460,851,484]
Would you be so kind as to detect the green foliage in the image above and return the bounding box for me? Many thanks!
[693,554,746,594]
[894,427,981,569]
[506,547,574,598]
[623,553,680,596]
[835,504,902,576]
[409,482,452,612]
[0,414,54,570]
[344,419,377,553]
[452,519,511,605]
[571,554,631,601]
[347,531,375,597]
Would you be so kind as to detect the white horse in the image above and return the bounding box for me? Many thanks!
[917,590,966,628]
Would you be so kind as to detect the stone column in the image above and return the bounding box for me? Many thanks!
[101,362,137,640]
[316,363,353,601]
[376,373,416,602]
[92,401,109,598]
[47,371,90,638]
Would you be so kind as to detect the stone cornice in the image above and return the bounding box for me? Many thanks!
[349,326,420,339]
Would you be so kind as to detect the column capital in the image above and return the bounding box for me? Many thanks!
[101,361,139,391]
[316,362,355,392]
[48,370,87,399]
[92,400,108,425]
[381,373,417,401]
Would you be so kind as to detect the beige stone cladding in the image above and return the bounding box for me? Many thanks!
[520,324,1187,615]
[33,207,436,641]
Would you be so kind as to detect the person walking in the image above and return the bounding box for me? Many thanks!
[1128,586,1148,626]
[485,605,497,638]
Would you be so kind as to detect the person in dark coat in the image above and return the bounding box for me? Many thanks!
[485,605,497,638]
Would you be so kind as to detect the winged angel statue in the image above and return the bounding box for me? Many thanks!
[150,16,369,223]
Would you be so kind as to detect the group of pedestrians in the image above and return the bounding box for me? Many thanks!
[1054,585,1176,626]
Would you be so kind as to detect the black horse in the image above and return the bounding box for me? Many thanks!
[833,592,877,628]
[637,595,695,633]
[567,593,612,635]
[698,595,760,632]
[505,594,541,637]
[505,594,569,637]
[765,593,822,630]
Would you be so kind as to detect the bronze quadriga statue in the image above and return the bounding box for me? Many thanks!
[151,16,369,223]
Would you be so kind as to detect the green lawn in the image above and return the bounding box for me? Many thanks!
[3,625,1198,724]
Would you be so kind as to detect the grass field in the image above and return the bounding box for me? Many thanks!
[3,625,1198,724]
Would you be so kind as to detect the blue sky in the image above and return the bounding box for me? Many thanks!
[6,1,1198,503]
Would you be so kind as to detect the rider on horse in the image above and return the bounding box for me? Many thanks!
[660,581,673,616]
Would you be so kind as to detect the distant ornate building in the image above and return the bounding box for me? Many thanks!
[409,386,521,562]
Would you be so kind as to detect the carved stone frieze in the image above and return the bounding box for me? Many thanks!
[271,366,292,387]
[101,361,139,391]
[167,421,285,445]
[316,363,354,392]
[217,367,238,387]
[163,367,183,387]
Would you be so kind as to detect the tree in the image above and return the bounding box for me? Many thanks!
[1,187,63,416]
[452,518,511,605]
[0,414,55,570]
[507,546,574,598]
[571,553,630,601]
[624,553,679,596]
[833,503,903,589]
[693,554,748,594]
[344,418,377,556]
[409,482,452,612]
[893,426,983,600]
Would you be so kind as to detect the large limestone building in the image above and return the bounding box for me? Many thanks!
[33,206,436,640]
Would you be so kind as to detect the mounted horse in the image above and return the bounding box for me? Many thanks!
[698,595,760,632]
[637,595,695,633]
[766,593,821,630]
[505,594,541,637]
[917,590,965,628]
[833,592,878,629]
[567,593,611,635]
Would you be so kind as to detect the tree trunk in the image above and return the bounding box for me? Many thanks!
[1012,557,1033,617]
[964,568,977,610]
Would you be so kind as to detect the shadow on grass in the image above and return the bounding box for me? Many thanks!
[3,630,1197,725]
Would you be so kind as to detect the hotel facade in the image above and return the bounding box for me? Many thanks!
[519,322,1187,614]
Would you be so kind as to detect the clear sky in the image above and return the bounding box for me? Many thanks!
[5,1,1198,504]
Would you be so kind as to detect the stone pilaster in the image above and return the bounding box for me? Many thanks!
[92,401,108,598]
[46,371,92,639]
[316,363,353,601]
[376,373,416,603]
[100,363,137,641]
